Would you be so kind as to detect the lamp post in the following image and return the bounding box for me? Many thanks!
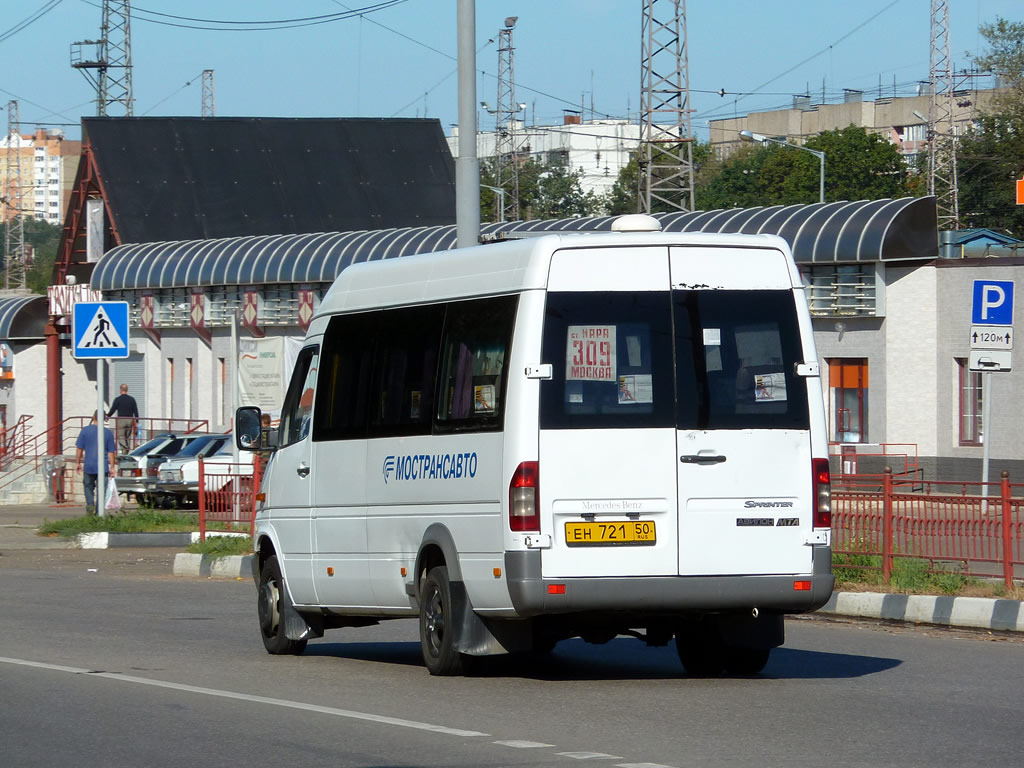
[739,129,826,203]
[480,184,506,223]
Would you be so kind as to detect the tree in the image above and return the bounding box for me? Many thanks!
[606,141,714,215]
[958,17,1024,236]
[479,154,599,222]
[696,126,911,209]
[0,217,61,294]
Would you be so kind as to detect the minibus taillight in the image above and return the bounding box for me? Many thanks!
[812,458,831,529]
[509,461,540,532]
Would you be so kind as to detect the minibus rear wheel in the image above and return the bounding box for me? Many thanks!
[419,565,465,676]
[674,629,725,676]
[258,555,308,655]
[723,646,770,675]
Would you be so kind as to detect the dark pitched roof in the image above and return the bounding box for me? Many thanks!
[58,117,456,284]
[93,197,939,291]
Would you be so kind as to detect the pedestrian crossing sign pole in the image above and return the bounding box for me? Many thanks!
[72,301,130,517]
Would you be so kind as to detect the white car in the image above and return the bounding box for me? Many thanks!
[116,433,204,500]
[153,436,252,507]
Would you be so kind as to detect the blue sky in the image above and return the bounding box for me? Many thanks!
[1,0,1020,142]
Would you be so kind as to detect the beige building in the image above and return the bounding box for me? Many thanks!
[0,128,81,226]
[709,86,1001,164]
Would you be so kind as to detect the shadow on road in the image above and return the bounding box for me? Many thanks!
[304,637,901,681]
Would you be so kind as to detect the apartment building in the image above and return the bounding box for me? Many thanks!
[0,128,81,226]
[448,117,640,200]
[709,86,1001,164]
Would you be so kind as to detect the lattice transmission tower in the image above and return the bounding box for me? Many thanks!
[927,0,959,229]
[641,0,695,213]
[201,70,216,117]
[494,16,521,223]
[3,101,26,290]
[71,0,134,117]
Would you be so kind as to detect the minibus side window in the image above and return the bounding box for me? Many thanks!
[280,346,319,448]
[436,295,517,432]
[367,304,444,438]
[540,292,674,429]
[313,313,376,442]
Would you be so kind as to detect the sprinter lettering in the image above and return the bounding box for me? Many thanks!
[383,452,479,483]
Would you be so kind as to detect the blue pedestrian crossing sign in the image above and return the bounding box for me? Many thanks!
[72,301,130,359]
[971,280,1014,326]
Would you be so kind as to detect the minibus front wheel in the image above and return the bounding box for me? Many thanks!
[258,555,308,655]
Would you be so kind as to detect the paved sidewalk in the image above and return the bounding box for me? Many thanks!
[3,503,1022,632]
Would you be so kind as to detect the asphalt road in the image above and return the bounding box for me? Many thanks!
[1,552,1022,768]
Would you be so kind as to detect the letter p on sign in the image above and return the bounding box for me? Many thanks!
[972,280,1014,325]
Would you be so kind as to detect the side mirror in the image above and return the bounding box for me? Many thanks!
[235,406,263,451]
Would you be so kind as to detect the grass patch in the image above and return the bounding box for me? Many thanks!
[39,509,199,537]
[38,510,248,538]
[187,535,253,558]
[833,551,992,596]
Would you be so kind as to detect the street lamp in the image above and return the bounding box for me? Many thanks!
[480,184,506,222]
[739,129,826,204]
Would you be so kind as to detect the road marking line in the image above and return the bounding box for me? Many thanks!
[557,752,622,760]
[616,763,679,768]
[0,656,488,738]
[494,740,556,748]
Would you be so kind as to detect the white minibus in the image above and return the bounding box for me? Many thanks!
[236,214,834,676]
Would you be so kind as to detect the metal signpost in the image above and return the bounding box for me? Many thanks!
[72,302,130,517]
[969,280,1014,510]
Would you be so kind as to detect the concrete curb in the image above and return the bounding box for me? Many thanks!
[77,531,192,549]
[818,591,1024,632]
[173,552,253,580]
[75,531,248,549]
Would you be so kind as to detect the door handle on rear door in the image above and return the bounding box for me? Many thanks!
[296,462,310,477]
[680,454,727,465]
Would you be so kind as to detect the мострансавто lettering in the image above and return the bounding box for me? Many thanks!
[384,452,478,483]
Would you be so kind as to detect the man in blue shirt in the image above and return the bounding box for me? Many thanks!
[75,412,117,515]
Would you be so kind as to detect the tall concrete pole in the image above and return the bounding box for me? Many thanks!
[455,0,480,248]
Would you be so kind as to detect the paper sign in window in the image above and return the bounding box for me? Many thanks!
[566,325,616,381]
[474,384,496,413]
[754,372,787,402]
[618,374,653,404]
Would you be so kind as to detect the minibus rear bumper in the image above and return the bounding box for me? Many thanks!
[504,546,834,617]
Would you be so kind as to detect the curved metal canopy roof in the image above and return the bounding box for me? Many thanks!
[0,295,48,342]
[92,196,937,291]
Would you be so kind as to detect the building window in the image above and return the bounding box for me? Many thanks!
[802,264,877,316]
[828,358,868,443]
[957,359,983,446]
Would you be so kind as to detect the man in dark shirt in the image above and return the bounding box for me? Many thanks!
[106,383,139,453]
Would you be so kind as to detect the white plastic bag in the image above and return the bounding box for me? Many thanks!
[105,477,121,511]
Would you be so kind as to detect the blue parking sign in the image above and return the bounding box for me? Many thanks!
[971,280,1014,326]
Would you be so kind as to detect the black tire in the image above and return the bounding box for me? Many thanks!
[418,566,465,676]
[258,555,308,655]
[723,647,771,675]
[675,631,725,677]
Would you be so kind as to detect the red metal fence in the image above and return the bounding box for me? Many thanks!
[832,468,1024,588]
[197,458,262,540]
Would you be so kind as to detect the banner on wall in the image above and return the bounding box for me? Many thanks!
[239,337,284,410]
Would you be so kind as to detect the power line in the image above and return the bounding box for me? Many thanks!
[132,2,406,25]
[0,0,65,45]
[697,0,905,122]
[118,0,411,32]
